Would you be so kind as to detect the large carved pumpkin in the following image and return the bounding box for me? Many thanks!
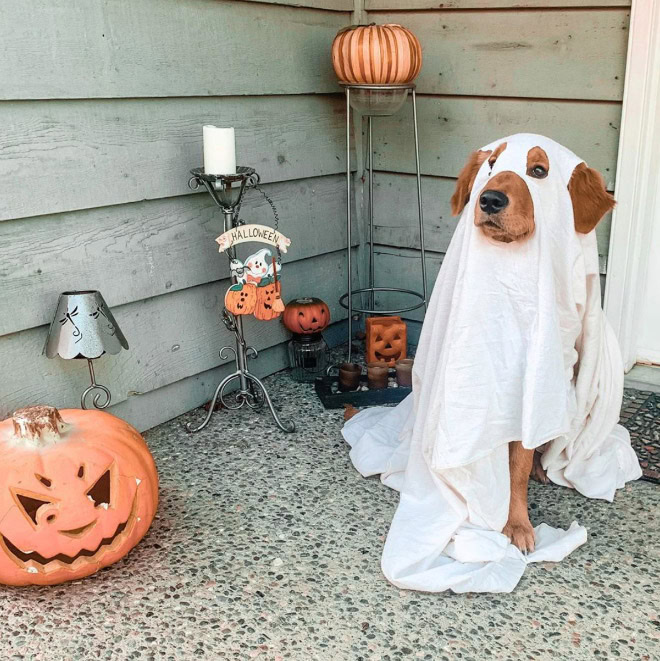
[282,298,331,335]
[225,283,257,316]
[365,316,407,366]
[331,24,422,85]
[254,280,282,321]
[0,406,158,586]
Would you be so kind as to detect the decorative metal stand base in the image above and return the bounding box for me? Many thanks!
[185,167,295,434]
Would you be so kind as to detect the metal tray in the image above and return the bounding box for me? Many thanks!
[314,374,411,409]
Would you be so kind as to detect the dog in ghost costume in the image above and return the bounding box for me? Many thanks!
[342,134,641,593]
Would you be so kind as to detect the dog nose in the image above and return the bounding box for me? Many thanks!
[479,190,509,214]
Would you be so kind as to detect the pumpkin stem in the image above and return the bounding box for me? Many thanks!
[12,406,67,443]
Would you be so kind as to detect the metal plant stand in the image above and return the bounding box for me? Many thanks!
[340,84,428,362]
[186,166,295,434]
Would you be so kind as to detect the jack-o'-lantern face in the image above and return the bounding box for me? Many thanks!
[282,298,331,335]
[1,452,138,574]
[254,281,281,321]
[225,284,256,316]
[366,316,407,366]
[0,407,158,586]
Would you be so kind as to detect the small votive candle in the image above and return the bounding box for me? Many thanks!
[395,358,414,387]
[338,363,362,391]
[366,361,389,390]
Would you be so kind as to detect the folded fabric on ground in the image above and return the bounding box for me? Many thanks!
[342,134,642,593]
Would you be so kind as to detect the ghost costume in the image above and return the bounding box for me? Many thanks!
[342,134,641,593]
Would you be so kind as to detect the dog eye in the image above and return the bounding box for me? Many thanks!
[530,165,548,179]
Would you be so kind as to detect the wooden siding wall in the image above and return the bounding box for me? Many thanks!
[0,0,354,431]
[367,0,630,320]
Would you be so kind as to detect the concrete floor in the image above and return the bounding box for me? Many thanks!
[1,371,658,661]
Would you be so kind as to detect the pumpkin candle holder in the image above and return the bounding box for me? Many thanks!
[186,167,295,434]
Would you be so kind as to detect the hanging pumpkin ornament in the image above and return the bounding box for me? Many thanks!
[0,406,158,586]
[224,283,257,316]
[254,278,282,321]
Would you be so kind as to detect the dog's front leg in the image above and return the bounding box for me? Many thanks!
[502,441,536,552]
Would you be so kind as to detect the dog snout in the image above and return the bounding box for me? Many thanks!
[479,190,509,214]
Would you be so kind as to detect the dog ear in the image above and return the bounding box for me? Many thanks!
[450,150,491,216]
[568,162,615,234]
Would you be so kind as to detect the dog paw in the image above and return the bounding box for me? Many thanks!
[503,518,536,553]
[530,451,550,485]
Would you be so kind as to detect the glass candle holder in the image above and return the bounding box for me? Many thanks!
[338,363,362,391]
[287,333,328,383]
[395,358,414,388]
[366,361,389,390]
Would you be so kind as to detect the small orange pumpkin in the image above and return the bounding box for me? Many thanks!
[366,316,407,366]
[225,283,257,316]
[254,279,282,321]
[283,298,331,335]
[331,24,422,85]
[0,406,158,586]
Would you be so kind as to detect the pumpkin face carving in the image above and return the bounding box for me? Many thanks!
[282,298,331,335]
[254,280,282,321]
[0,406,158,586]
[225,283,257,316]
[366,316,407,366]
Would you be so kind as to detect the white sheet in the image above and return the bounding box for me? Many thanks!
[342,134,641,593]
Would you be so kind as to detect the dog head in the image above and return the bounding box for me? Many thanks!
[450,139,615,243]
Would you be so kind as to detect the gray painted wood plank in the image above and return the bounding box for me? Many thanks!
[366,0,630,9]
[369,171,612,263]
[110,319,350,432]
[110,343,291,433]
[0,174,351,337]
[372,245,443,322]
[0,95,347,222]
[369,9,628,101]
[0,249,353,419]
[0,0,348,100]
[371,96,622,186]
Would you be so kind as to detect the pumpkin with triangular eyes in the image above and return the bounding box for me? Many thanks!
[0,406,158,586]
[366,316,407,366]
[254,279,282,321]
[282,298,330,335]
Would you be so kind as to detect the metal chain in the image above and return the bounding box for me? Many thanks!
[251,184,282,263]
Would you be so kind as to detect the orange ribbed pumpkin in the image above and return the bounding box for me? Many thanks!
[0,406,158,586]
[331,24,422,85]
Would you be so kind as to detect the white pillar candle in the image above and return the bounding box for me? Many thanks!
[203,125,236,175]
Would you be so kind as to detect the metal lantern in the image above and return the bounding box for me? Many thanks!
[43,290,128,409]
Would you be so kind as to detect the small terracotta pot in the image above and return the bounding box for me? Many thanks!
[339,363,362,391]
[366,361,389,390]
[395,358,414,388]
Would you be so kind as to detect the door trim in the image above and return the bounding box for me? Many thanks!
[604,0,660,372]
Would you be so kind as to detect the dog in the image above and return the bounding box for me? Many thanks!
[449,139,616,552]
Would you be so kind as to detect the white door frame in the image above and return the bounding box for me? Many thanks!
[604,0,660,372]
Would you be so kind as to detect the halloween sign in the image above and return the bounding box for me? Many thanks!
[223,241,286,322]
[216,225,291,254]
[0,406,158,586]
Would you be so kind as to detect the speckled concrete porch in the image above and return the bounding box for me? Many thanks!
[1,371,658,661]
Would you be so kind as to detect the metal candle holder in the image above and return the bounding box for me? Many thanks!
[186,167,295,433]
[43,290,128,409]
